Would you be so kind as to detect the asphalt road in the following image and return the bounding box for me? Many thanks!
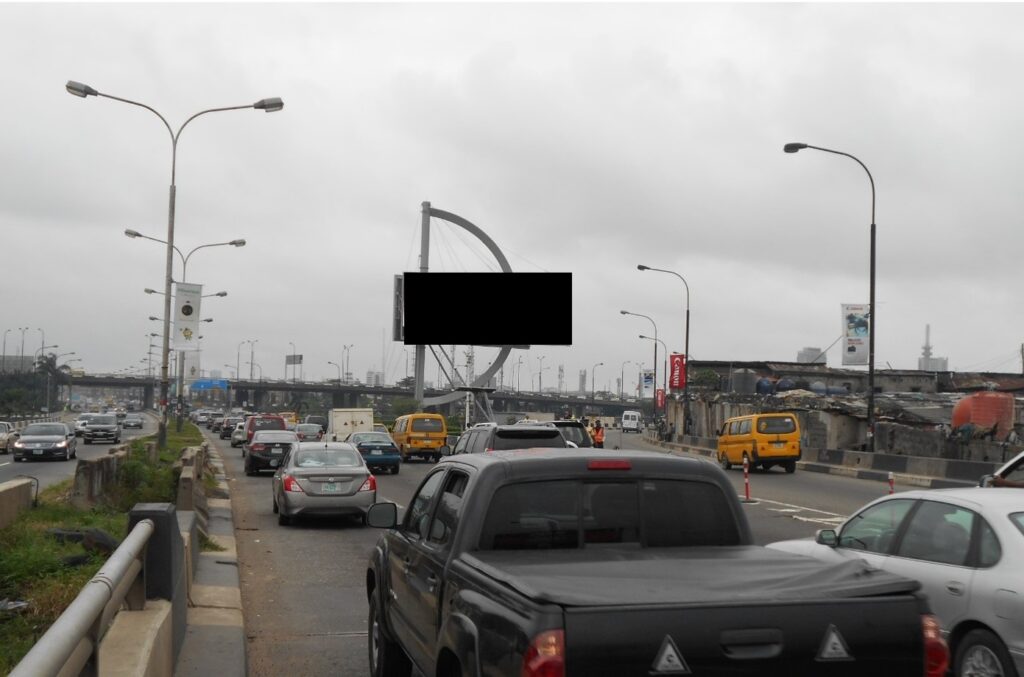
[0,412,156,490]
[213,425,914,677]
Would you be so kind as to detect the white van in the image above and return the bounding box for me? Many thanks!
[621,410,642,433]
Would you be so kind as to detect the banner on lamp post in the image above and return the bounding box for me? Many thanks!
[641,369,655,398]
[183,350,201,384]
[842,303,869,366]
[669,353,686,391]
[656,388,665,409]
[173,282,203,351]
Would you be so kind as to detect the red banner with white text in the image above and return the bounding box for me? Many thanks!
[656,388,665,409]
[669,353,686,390]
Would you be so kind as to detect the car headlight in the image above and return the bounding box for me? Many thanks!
[56,440,68,448]
[13,440,25,449]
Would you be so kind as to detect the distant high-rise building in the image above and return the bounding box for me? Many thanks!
[797,347,826,364]
[365,370,384,386]
[918,325,949,371]
[578,369,587,394]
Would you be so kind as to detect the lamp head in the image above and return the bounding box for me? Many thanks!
[148,316,160,321]
[253,97,284,112]
[66,80,98,98]
[214,291,228,297]
[637,265,649,271]
[124,229,141,238]
[619,310,628,315]
[201,318,213,323]
[144,288,157,294]
[784,142,808,154]
[229,239,246,247]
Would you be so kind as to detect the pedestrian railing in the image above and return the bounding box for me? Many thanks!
[9,518,154,677]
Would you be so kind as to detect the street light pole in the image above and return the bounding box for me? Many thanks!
[785,142,876,451]
[638,265,691,433]
[342,344,354,384]
[249,340,259,381]
[67,79,282,449]
[621,310,659,417]
[288,341,296,382]
[328,361,341,382]
[2,329,9,374]
[19,327,28,373]
[591,362,604,401]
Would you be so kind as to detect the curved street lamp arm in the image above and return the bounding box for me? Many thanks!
[95,92,174,148]
[801,145,876,225]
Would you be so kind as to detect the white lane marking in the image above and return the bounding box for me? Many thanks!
[0,462,9,468]
[741,495,849,526]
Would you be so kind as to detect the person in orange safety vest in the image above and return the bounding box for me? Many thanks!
[593,420,605,448]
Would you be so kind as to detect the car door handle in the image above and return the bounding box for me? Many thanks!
[946,581,965,596]
[426,574,438,593]
[401,558,412,576]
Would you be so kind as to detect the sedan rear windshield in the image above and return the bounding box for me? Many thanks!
[479,479,740,550]
[349,432,393,445]
[411,418,444,432]
[253,418,285,430]
[757,417,796,434]
[23,424,67,436]
[493,429,565,450]
[254,431,297,442]
[294,449,361,467]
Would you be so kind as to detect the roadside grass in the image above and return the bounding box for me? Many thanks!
[0,422,204,673]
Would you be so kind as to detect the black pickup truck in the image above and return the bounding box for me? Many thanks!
[365,449,949,677]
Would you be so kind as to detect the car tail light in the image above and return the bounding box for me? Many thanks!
[359,476,377,492]
[521,629,564,677]
[250,443,266,452]
[922,614,949,677]
[283,475,304,493]
[588,459,631,470]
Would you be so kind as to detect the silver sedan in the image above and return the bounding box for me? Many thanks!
[767,488,1024,677]
[271,442,376,526]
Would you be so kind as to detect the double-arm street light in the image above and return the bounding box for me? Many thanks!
[638,265,691,433]
[127,230,246,283]
[785,142,877,451]
[621,310,659,415]
[67,79,282,450]
[342,344,354,384]
[620,360,634,400]
[328,361,342,383]
[591,362,604,401]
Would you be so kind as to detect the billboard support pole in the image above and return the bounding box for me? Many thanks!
[414,202,430,404]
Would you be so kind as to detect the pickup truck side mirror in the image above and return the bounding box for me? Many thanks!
[439,445,451,457]
[367,502,398,529]
[979,474,995,487]
[815,529,839,547]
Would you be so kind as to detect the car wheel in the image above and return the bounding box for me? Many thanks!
[392,464,400,475]
[245,460,254,476]
[63,447,70,461]
[272,497,279,514]
[278,511,290,526]
[955,629,1018,677]
[719,452,732,470]
[783,460,796,474]
[368,592,411,677]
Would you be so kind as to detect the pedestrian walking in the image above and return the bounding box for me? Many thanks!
[593,420,605,448]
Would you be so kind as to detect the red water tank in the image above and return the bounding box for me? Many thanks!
[951,392,1015,441]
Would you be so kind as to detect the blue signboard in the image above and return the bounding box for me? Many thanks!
[190,379,228,391]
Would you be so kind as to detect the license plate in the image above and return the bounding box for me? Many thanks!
[322,483,340,493]
[33,449,44,455]
[772,442,784,449]
[272,448,284,454]
[371,450,382,455]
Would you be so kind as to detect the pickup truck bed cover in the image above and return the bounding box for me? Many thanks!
[463,546,919,606]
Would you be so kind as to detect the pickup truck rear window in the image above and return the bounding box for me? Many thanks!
[479,479,740,550]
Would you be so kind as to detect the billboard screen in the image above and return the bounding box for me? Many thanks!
[402,272,572,346]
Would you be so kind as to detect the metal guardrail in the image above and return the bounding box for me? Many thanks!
[10,518,154,677]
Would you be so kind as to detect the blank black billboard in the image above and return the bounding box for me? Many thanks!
[402,272,572,346]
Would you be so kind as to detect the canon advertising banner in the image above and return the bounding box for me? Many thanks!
[669,353,686,390]
[842,303,869,366]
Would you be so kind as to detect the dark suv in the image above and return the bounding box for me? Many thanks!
[84,414,121,444]
[450,424,567,455]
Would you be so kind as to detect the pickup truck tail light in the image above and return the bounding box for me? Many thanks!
[921,614,949,677]
[521,629,564,677]
[282,475,304,493]
[359,476,377,492]
[588,459,631,470]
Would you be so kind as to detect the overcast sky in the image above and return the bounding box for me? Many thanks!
[3,2,1023,393]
